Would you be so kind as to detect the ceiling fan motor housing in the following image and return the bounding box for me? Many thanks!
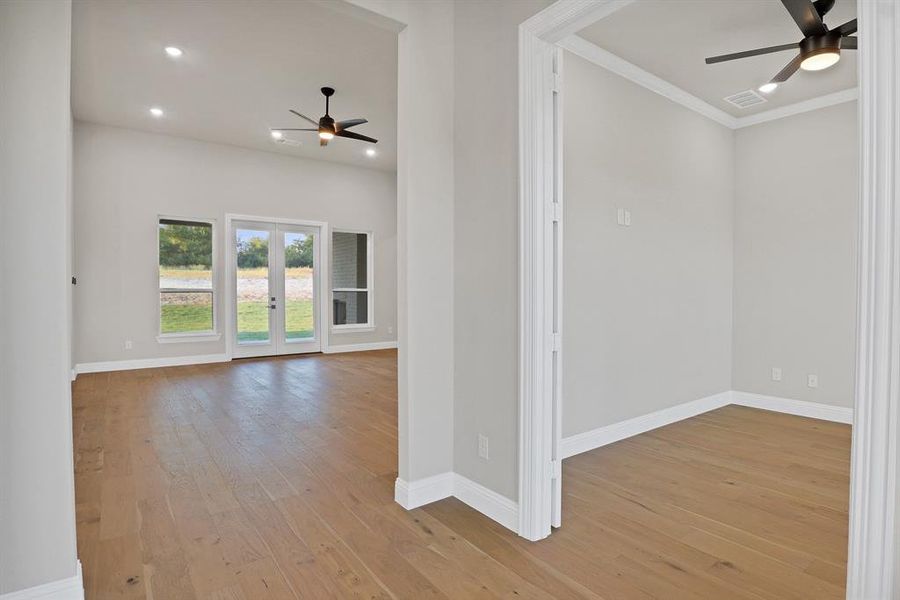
[800,33,841,62]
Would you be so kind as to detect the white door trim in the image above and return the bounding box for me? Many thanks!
[846,2,900,597]
[518,0,632,542]
[225,214,330,359]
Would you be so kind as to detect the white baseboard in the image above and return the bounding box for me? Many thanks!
[75,353,229,375]
[394,472,454,509]
[561,390,853,460]
[560,391,733,459]
[731,391,853,424]
[395,473,519,534]
[0,561,83,600]
[323,340,398,354]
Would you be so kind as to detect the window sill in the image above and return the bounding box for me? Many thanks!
[331,325,376,334]
[157,332,222,344]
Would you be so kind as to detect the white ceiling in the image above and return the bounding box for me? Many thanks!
[577,0,857,118]
[72,0,398,171]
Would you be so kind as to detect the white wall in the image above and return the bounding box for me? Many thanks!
[733,102,858,407]
[452,0,551,502]
[562,51,735,437]
[0,0,80,594]
[73,121,397,365]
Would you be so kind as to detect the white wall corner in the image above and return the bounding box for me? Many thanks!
[0,561,83,600]
[730,391,853,424]
[394,473,519,534]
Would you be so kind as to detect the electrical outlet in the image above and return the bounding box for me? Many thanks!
[477,434,489,460]
[771,367,782,382]
[808,374,818,388]
[388,326,393,335]
[124,340,133,350]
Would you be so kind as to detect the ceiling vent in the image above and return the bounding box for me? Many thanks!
[723,89,767,109]
[275,137,302,147]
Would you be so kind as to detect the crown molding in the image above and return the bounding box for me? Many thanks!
[560,34,858,131]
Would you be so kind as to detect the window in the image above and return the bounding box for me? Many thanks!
[331,231,372,329]
[158,218,216,337]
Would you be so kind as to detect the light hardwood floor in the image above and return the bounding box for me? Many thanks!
[73,350,849,599]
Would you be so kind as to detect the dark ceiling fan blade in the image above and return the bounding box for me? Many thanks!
[833,18,858,36]
[841,36,858,50]
[771,53,804,83]
[289,109,320,126]
[705,42,798,64]
[813,0,835,17]
[335,118,368,131]
[271,128,317,132]
[781,0,828,37]
[335,130,378,144]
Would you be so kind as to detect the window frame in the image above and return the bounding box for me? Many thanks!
[330,228,375,332]
[156,215,221,343]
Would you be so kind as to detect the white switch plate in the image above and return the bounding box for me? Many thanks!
[624,209,632,226]
[125,340,133,350]
[771,367,782,382]
[616,208,631,227]
[807,374,818,388]
[478,434,489,460]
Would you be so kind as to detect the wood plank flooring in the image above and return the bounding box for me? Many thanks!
[73,350,850,599]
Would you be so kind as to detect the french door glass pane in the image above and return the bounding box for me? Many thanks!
[333,291,368,325]
[284,231,314,341]
[236,228,270,343]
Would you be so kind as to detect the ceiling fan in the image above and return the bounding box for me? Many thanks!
[272,87,377,147]
[705,0,857,94]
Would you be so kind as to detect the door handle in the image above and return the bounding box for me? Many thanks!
[269,304,276,309]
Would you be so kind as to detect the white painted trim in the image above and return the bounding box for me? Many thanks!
[394,473,519,534]
[0,561,83,600]
[731,391,853,424]
[559,35,737,129]
[733,88,859,129]
[156,332,221,344]
[322,341,397,354]
[846,1,900,597]
[561,392,732,459]
[453,474,519,533]
[561,391,853,460]
[559,34,858,131]
[394,473,454,509]
[75,353,229,374]
[519,0,634,543]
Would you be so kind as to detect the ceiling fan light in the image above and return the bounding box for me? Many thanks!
[758,82,778,94]
[800,50,840,71]
[319,131,334,140]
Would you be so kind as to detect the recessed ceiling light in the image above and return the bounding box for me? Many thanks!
[366,148,376,157]
[271,130,283,140]
[164,46,183,58]
[758,82,778,94]
[149,107,164,117]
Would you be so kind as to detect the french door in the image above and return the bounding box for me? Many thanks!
[232,219,322,357]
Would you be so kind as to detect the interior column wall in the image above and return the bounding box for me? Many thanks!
[0,0,80,593]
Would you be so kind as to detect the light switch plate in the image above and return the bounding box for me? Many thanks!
[771,367,782,382]
[808,374,818,388]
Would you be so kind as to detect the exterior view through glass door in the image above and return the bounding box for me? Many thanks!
[232,220,321,357]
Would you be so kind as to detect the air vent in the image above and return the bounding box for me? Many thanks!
[723,89,767,109]
[275,138,302,147]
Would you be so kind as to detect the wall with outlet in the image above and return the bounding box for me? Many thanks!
[74,121,397,365]
[562,52,735,437]
[732,101,857,408]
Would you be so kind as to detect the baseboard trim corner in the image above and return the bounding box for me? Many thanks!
[731,391,853,424]
[75,353,230,375]
[323,341,398,354]
[560,391,733,459]
[0,560,84,600]
[394,473,519,534]
[394,472,454,509]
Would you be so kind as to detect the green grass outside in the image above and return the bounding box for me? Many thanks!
[161,299,314,341]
